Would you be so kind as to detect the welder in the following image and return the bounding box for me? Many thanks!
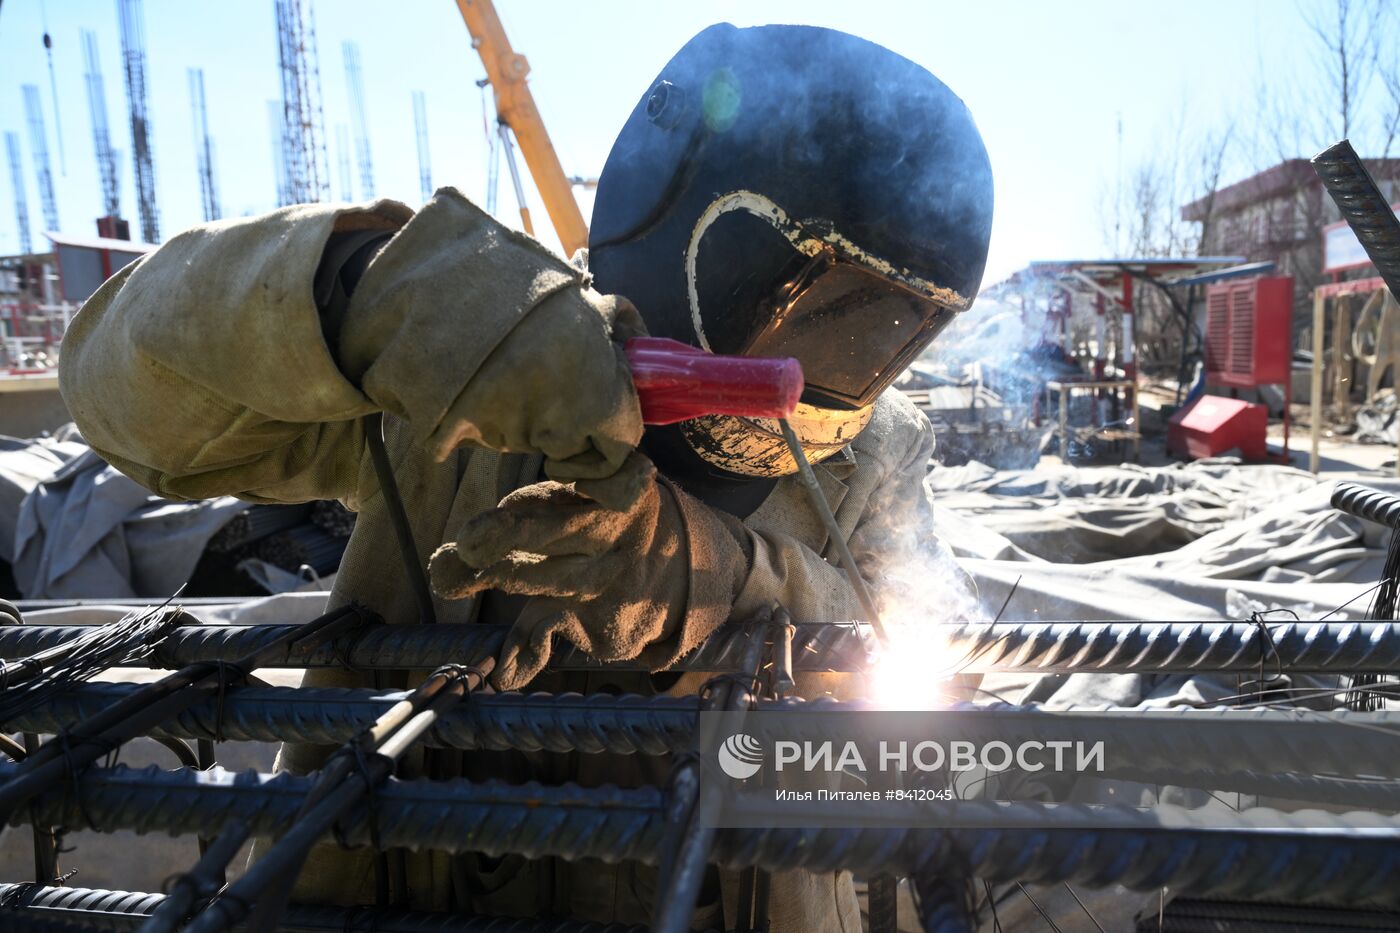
[58,23,992,932]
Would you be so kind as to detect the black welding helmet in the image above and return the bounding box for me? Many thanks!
[589,23,993,478]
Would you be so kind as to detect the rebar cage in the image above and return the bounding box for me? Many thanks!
[1,483,1399,932]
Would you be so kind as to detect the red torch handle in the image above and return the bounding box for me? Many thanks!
[624,336,804,425]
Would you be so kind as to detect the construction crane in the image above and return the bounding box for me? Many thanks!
[343,41,374,200]
[83,30,123,233]
[117,0,159,243]
[20,85,59,235]
[40,3,66,177]
[5,133,32,255]
[188,68,220,222]
[267,100,290,206]
[334,123,352,201]
[413,90,432,203]
[274,0,329,204]
[455,0,587,256]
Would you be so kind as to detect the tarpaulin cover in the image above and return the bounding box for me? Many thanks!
[11,443,244,599]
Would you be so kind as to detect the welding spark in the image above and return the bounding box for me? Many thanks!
[868,623,964,710]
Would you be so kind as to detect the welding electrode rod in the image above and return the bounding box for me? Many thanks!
[777,419,890,644]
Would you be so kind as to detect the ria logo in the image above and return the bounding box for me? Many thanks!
[718,733,764,779]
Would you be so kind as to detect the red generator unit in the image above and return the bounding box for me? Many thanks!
[1204,276,1294,386]
[1168,396,1269,460]
[1191,275,1295,459]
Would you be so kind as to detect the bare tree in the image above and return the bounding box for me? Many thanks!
[1300,0,1384,141]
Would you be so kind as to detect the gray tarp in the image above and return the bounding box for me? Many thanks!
[0,432,88,563]
[12,447,244,599]
[922,458,1398,930]
[8,457,1396,927]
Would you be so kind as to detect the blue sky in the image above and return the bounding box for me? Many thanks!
[0,1,1393,283]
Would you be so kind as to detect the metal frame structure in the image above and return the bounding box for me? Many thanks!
[2,486,1400,931]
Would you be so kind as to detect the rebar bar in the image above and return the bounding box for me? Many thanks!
[206,505,312,554]
[0,606,366,823]
[9,684,695,756]
[6,763,1400,906]
[12,687,1400,779]
[0,884,647,932]
[1333,483,1400,531]
[915,872,974,933]
[7,619,1400,675]
[653,616,770,933]
[1312,140,1400,299]
[188,662,494,933]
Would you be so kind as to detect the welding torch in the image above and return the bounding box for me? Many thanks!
[624,337,890,645]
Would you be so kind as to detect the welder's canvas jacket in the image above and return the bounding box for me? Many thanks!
[59,192,951,931]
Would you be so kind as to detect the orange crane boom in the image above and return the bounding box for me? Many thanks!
[454,0,589,257]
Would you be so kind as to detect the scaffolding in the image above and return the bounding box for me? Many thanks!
[20,85,58,235]
[82,31,121,221]
[4,133,31,256]
[413,90,432,203]
[342,41,374,200]
[273,0,329,205]
[117,0,159,243]
[185,68,220,222]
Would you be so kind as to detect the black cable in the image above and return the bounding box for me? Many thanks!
[1345,517,1400,709]
[364,412,437,626]
[0,600,180,722]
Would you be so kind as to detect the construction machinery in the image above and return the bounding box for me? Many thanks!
[455,0,589,256]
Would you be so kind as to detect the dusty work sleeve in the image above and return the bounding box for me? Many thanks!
[845,409,979,619]
[730,404,974,625]
[61,188,598,505]
[59,201,412,504]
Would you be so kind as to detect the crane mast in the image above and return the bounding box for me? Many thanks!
[83,30,122,223]
[118,0,159,243]
[274,0,329,204]
[342,41,375,200]
[5,133,32,255]
[413,91,432,203]
[21,85,59,235]
[188,68,220,222]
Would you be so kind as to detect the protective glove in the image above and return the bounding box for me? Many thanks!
[337,189,646,493]
[428,455,754,691]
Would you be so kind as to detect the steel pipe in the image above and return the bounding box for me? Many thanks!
[5,763,1400,906]
[0,884,645,932]
[12,687,1400,778]
[5,620,1400,675]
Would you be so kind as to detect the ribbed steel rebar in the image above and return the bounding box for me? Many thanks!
[914,872,974,933]
[6,763,1400,906]
[13,687,1400,779]
[1333,483,1400,531]
[0,607,366,824]
[0,884,646,932]
[5,620,1400,675]
[1312,140,1400,299]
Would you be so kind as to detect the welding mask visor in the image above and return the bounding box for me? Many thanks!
[677,190,967,477]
